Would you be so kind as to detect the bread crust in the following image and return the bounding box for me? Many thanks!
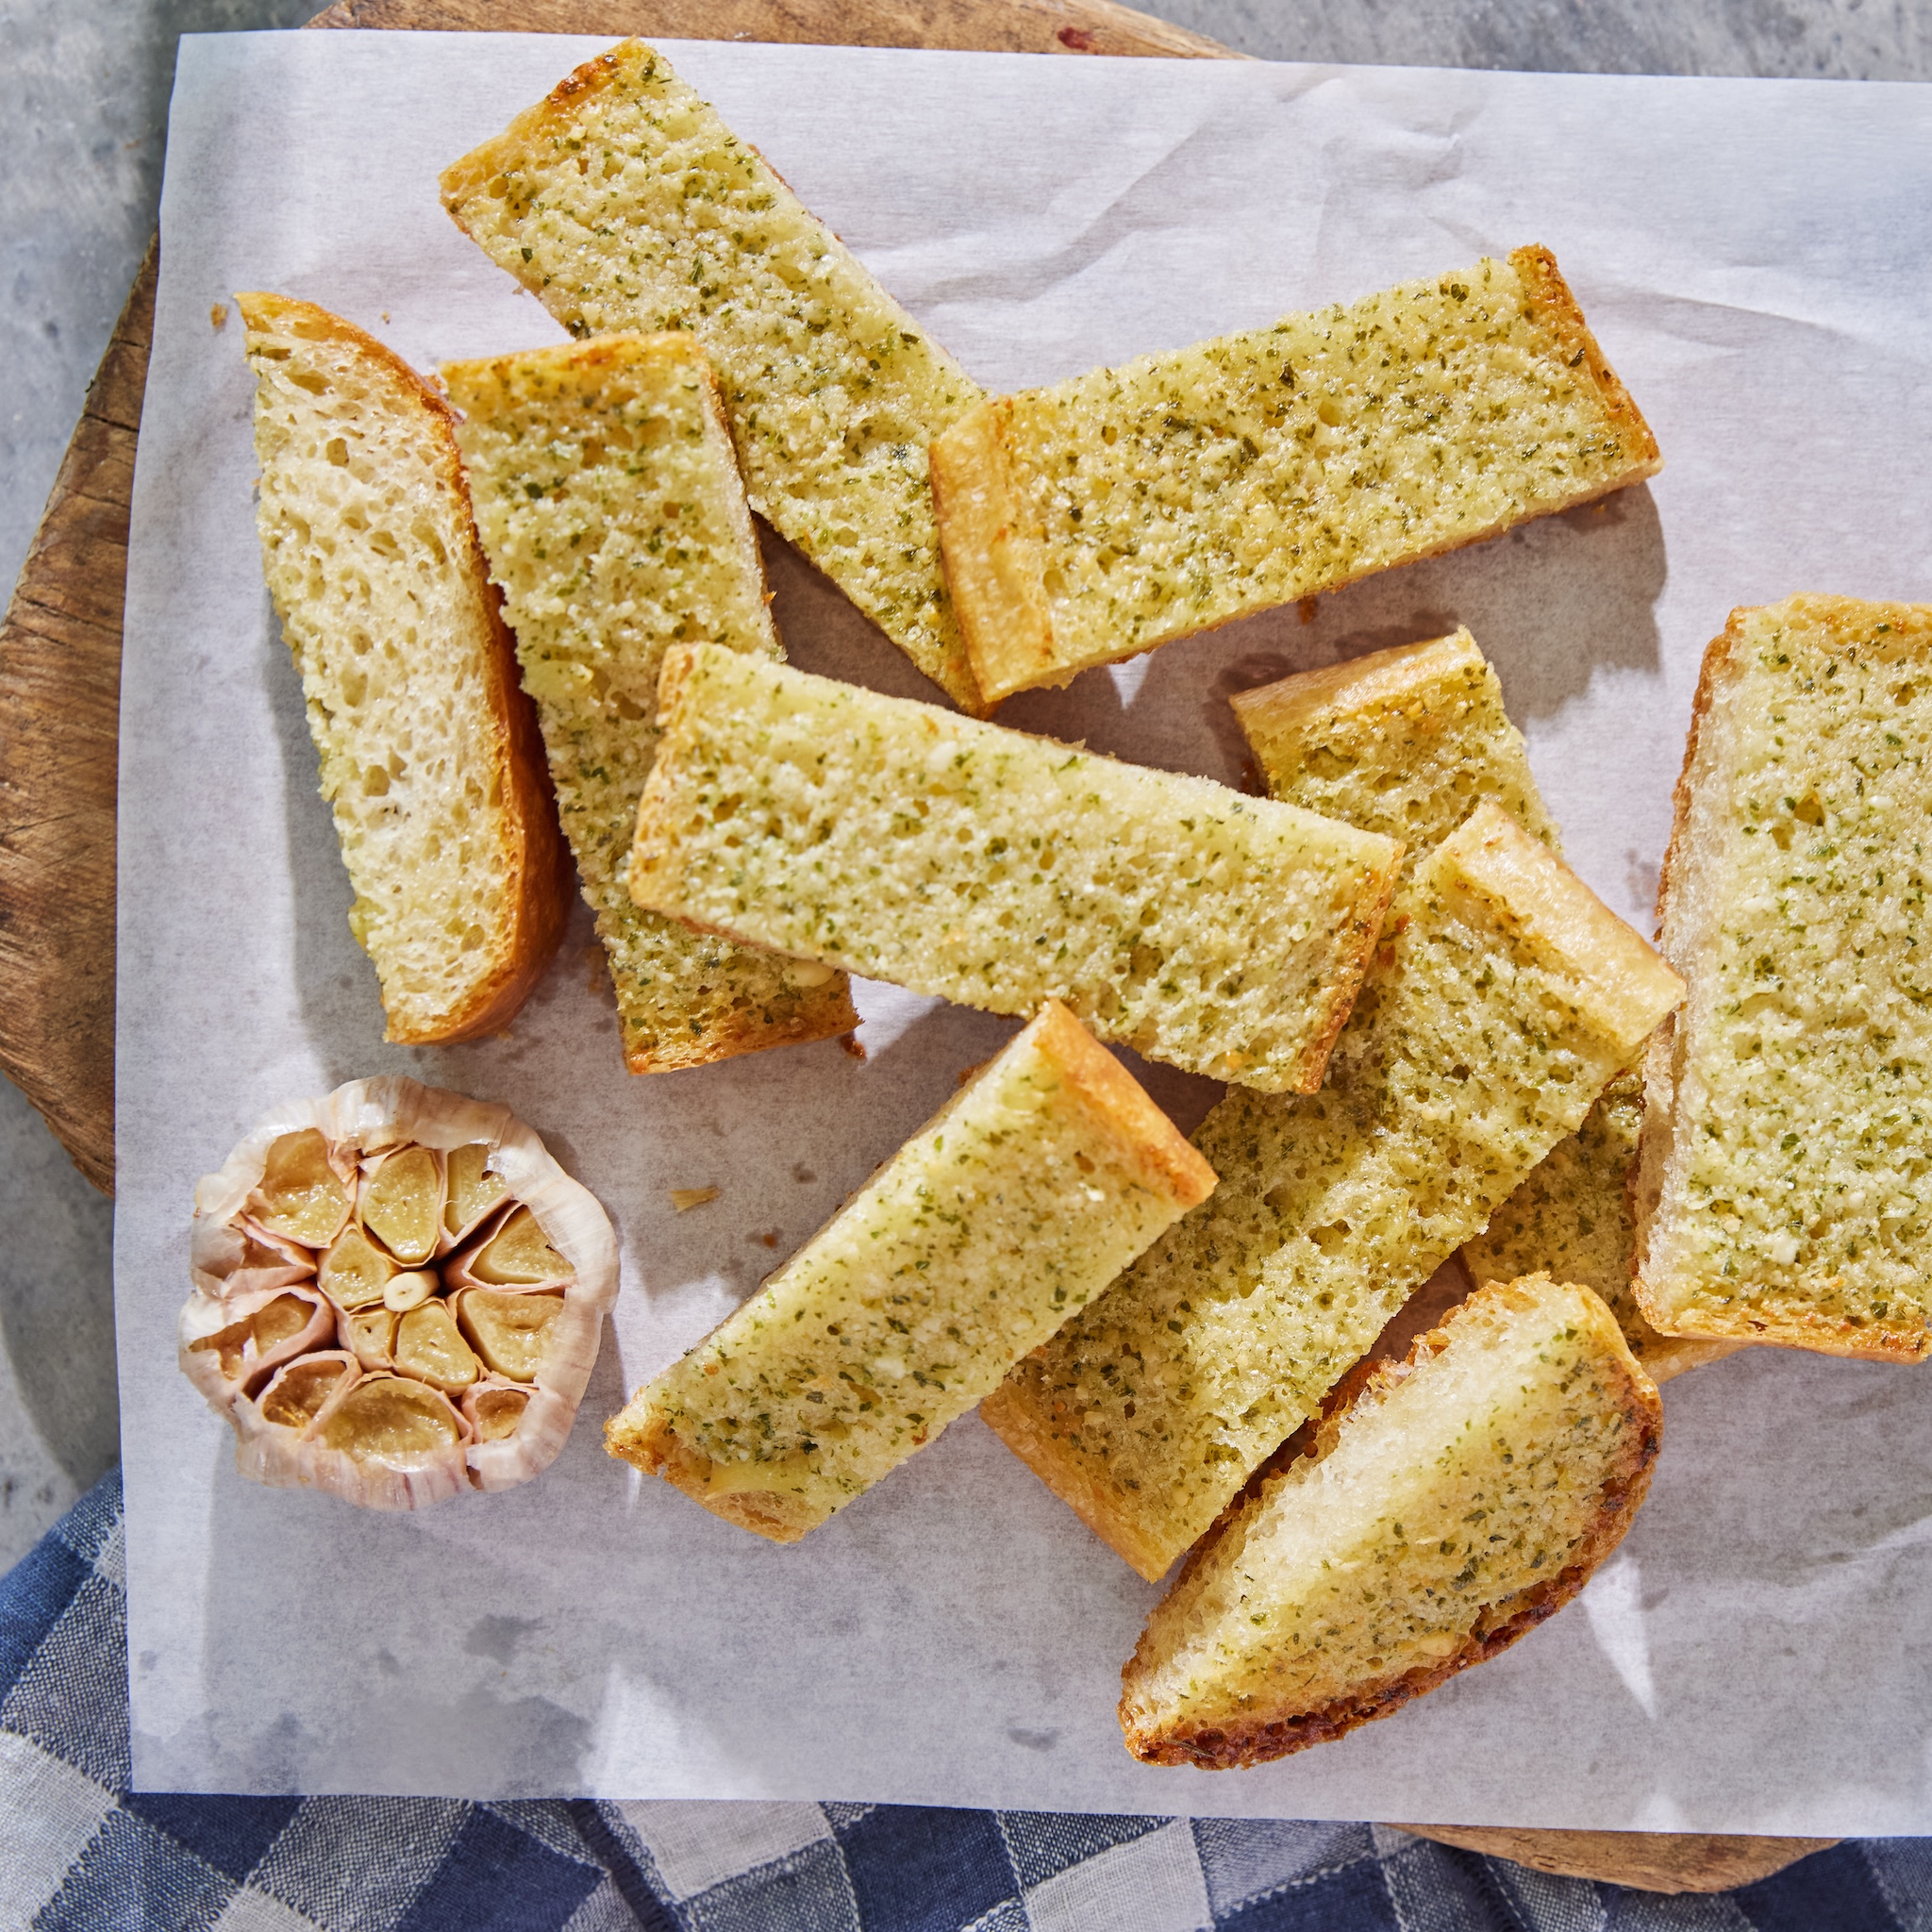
[1120,1277,1663,1768]
[1437,804,1685,1048]
[236,292,570,1044]
[1632,597,1932,1361]
[927,398,1055,706]
[1507,244,1661,476]
[1027,1001,1218,1209]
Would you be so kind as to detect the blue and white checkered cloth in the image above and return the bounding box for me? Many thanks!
[3,1471,1924,1930]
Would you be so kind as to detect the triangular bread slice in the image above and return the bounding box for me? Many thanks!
[439,38,988,713]
[441,334,856,1072]
[1633,595,1932,1359]
[238,292,569,1043]
[1119,1273,1661,1768]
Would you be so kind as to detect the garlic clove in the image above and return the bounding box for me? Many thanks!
[442,1141,510,1246]
[315,1373,468,1465]
[393,1299,482,1393]
[247,1127,354,1247]
[453,1288,564,1383]
[182,1284,336,1399]
[341,1306,398,1371]
[383,1271,437,1313]
[451,1204,573,1289]
[258,1351,358,1431]
[463,1379,532,1443]
[359,1145,442,1265]
[319,1225,398,1311]
[190,1215,315,1300]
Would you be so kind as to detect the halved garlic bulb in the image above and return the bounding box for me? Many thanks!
[185,1075,619,1509]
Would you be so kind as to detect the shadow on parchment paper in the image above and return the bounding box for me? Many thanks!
[761,522,958,707]
[260,588,400,1082]
[971,479,1666,785]
[187,1341,639,1797]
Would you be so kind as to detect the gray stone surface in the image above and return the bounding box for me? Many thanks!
[1157,0,1931,77]
[0,0,1923,1574]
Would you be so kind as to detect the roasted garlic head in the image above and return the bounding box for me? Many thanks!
[183,1076,617,1508]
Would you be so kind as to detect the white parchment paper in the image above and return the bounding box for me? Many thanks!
[120,30,1932,1824]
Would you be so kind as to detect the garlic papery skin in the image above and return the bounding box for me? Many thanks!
[186,1076,619,1509]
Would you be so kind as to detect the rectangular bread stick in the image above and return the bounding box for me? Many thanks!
[627,643,1403,1092]
[443,334,857,1072]
[606,1001,1216,1541]
[931,247,1659,704]
[981,804,1684,1579]
[1633,595,1932,1360]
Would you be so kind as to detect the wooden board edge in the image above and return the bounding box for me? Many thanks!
[0,234,156,1194]
[302,0,1241,58]
[1395,1824,1839,1894]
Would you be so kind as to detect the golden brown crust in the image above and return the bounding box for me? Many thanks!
[437,41,637,222]
[604,1407,816,1543]
[1508,244,1662,476]
[1028,1001,1218,1209]
[235,291,571,1044]
[1439,804,1684,1053]
[1121,1277,1663,1768]
[1287,841,1406,1092]
[977,1376,1178,1578]
[929,399,1053,708]
[1229,630,1479,754]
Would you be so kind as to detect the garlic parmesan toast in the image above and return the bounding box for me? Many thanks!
[608,1002,1215,1541]
[442,334,856,1072]
[932,248,1658,702]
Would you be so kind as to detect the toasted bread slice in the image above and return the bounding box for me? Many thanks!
[1231,628,1558,854]
[238,292,568,1042]
[439,39,988,713]
[626,642,1402,1091]
[1119,1274,1661,1768]
[1238,632,1731,1382]
[441,334,856,1071]
[1633,595,1932,1360]
[606,1001,1216,1541]
[931,247,1659,704]
[982,805,1683,1579]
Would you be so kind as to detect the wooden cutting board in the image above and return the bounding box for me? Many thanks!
[0,0,1833,1891]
